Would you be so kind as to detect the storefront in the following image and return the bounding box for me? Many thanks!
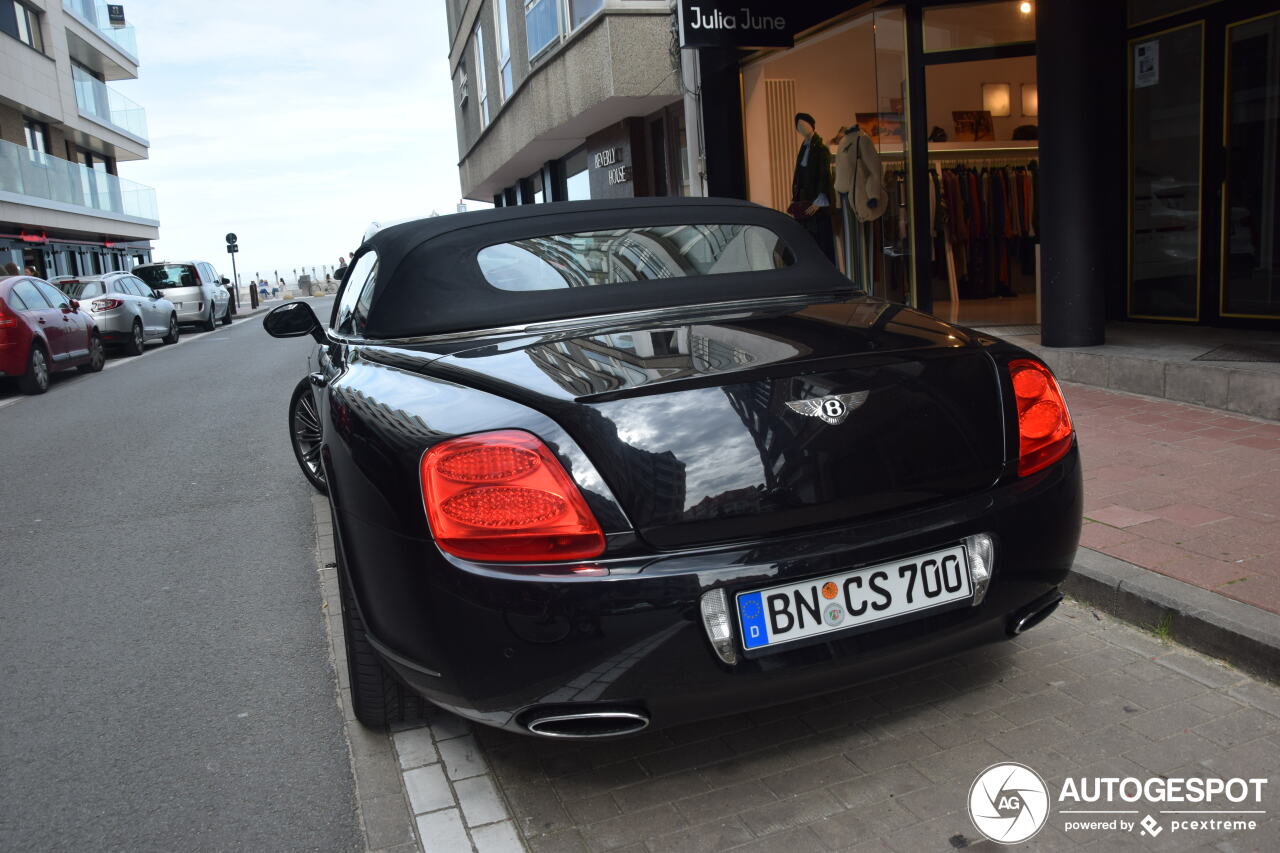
[492,104,692,207]
[1,232,151,279]
[684,0,1279,339]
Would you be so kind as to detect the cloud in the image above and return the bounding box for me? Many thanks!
[119,0,475,282]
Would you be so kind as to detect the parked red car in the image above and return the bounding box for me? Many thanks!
[0,276,105,394]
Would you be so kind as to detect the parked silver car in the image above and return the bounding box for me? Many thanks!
[52,272,179,355]
[132,261,232,331]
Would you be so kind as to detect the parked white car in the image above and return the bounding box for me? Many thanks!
[52,272,179,354]
[132,261,231,331]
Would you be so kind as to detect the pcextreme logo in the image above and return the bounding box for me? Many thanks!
[968,763,1270,844]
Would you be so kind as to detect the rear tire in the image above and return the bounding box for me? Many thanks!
[339,555,419,729]
[78,334,105,373]
[220,302,232,325]
[202,304,216,332]
[162,314,179,344]
[19,344,50,394]
[124,320,145,356]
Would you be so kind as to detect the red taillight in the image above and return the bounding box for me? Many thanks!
[420,430,606,562]
[0,299,17,328]
[91,298,124,311]
[1009,359,1074,476]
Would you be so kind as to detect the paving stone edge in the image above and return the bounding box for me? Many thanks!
[1067,545,1280,683]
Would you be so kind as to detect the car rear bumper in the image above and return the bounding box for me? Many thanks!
[333,445,1083,735]
[87,311,132,339]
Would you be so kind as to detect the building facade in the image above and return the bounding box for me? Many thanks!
[449,0,1280,340]
[1,0,156,278]
[447,0,692,207]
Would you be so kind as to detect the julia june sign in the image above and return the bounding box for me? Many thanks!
[678,1,793,49]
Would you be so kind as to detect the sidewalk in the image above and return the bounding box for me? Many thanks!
[1064,381,1280,614]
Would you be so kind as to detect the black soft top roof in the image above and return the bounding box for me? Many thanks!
[357,197,844,339]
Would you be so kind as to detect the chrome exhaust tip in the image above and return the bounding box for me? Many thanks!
[1009,592,1063,636]
[523,708,650,739]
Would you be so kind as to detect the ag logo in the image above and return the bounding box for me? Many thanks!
[968,762,1050,844]
[785,391,868,425]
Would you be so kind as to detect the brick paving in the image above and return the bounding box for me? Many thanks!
[1063,382,1280,615]
[467,600,1279,851]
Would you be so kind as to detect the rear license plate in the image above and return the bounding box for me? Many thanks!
[736,545,972,652]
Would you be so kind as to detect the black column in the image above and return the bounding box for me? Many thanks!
[906,5,932,316]
[1036,0,1124,347]
[544,160,567,202]
[697,48,747,198]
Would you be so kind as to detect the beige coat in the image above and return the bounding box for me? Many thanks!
[833,131,887,222]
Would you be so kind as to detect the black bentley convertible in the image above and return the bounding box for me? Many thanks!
[265,198,1081,738]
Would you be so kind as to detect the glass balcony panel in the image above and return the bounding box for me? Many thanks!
[0,138,158,222]
[72,66,149,140]
[63,0,140,58]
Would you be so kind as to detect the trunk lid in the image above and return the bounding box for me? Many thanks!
[428,299,1007,550]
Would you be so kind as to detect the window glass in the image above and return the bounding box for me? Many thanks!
[474,25,489,127]
[114,279,139,297]
[7,286,31,310]
[129,276,153,296]
[569,0,602,29]
[525,0,559,58]
[332,251,379,335]
[494,0,512,100]
[477,224,795,291]
[35,280,69,308]
[69,281,105,298]
[923,2,1035,52]
[136,264,198,289]
[14,2,44,53]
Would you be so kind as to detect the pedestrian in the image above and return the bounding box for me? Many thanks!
[271,279,279,298]
[24,265,38,276]
[258,280,269,300]
[3,262,19,276]
[335,255,348,281]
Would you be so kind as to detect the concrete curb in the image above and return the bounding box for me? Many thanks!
[1066,546,1280,683]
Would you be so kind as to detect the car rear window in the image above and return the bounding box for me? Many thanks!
[60,281,105,298]
[136,265,198,289]
[475,224,794,292]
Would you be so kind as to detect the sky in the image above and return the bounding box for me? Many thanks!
[120,0,471,284]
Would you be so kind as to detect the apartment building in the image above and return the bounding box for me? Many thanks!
[1,0,156,278]
[447,0,689,207]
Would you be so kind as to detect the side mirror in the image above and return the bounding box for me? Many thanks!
[263,301,326,343]
[152,290,163,299]
[221,277,230,285]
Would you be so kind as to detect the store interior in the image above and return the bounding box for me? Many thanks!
[740,2,1040,327]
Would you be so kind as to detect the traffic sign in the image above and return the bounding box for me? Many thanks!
[227,244,239,253]
[225,232,238,245]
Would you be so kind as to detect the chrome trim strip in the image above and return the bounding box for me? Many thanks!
[324,291,861,348]
[525,710,650,738]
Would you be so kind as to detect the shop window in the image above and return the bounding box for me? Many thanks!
[494,0,513,100]
[10,1,44,53]
[923,2,1036,52]
[564,148,590,201]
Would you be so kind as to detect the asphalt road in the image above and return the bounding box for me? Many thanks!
[0,297,359,852]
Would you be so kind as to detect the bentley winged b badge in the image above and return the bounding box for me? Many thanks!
[785,391,869,425]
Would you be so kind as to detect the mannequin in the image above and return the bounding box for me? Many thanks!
[832,123,887,290]
[789,112,835,262]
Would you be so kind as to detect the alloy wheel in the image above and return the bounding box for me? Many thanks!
[293,391,325,484]
[31,348,49,390]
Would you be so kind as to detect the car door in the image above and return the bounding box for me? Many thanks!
[130,276,162,336]
[119,277,152,336]
[34,279,84,361]
[204,264,227,316]
[10,279,67,359]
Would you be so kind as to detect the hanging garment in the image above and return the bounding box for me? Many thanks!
[833,131,888,222]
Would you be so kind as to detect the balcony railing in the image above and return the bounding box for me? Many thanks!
[63,0,139,58]
[0,139,159,223]
[72,66,149,141]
